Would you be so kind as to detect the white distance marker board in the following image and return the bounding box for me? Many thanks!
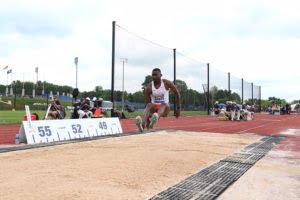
[19,118,123,144]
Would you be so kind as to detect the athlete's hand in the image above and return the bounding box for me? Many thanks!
[175,107,181,118]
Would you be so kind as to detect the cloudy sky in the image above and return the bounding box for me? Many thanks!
[0,0,299,102]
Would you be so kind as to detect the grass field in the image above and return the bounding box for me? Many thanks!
[1,97,207,124]
[0,110,207,125]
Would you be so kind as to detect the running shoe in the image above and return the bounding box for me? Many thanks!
[135,116,144,132]
[149,113,159,129]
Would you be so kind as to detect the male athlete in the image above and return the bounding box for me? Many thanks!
[136,68,181,132]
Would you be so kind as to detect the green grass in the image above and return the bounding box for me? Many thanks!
[0,96,73,110]
[0,110,207,125]
[0,110,46,124]
[1,96,208,125]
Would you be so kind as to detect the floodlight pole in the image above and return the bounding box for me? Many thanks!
[35,67,38,83]
[42,80,45,95]
[6,69,8,96]
[120,58,128,112]
[75,57,78,88]
[10,70,13,96]
[241,78,244,104]
[173,48,177,116]
[111,21,116,117]
[35,67,38,96]
[13,82,16,111]
[207,63,210,115]
[22,73,25,97]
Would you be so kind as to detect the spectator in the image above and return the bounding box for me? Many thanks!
[213,101,220,115]
[78,97,93,118]
[285,103,291,114]
[232,102,240,121]
[47,96,66,119]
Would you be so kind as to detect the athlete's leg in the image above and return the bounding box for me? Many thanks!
[136,103,155,132]
[157,103,171,117]
[145,118,151,129]
[142,103,156,127]
[149,104,170,129]
[135,116,143,132]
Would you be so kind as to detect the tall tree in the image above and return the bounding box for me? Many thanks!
[170,79,188,106]
[95,85,103,92]
[141,75,152,90]
[230,92,241,104]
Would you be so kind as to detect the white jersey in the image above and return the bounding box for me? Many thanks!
[151,80,169,104]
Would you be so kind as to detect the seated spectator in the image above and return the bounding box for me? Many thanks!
[285,103,291,114]
[232,102,240,121]
[240,107,254,121]
[70,98,83,119]
[48,96,66,119]
[217,108,229,120]
[226,101,233,120]
[32,112,40,120]
[213,101,220,115]
[89,97,96,109]
[92,107,103,118]
[78,97,93,118]
[91,97,103,118]
[296,103,300,114]
[94,97,103,108]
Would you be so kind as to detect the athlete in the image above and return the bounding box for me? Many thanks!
[136,68,181,132]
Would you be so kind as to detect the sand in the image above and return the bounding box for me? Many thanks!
[0,130,261,200]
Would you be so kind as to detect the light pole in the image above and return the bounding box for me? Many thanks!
[35,67,38,83]
[35,67,38,96]
[22,73,25,97]
[9,69,13,96]
[5,67,9,96]
[74,57,78,88]
[42,80,45,95]
[120,58,128,112]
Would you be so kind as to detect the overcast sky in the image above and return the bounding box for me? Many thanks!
[0,0,299,102]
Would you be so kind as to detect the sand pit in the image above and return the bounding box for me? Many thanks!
[0,130,261,200]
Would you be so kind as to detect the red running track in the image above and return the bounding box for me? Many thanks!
[121,113,300,135]
[1,113,300,150]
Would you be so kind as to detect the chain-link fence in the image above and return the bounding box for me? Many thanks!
[112,22,261,114]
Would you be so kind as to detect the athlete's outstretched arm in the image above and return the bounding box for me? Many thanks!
[165,80,181,118]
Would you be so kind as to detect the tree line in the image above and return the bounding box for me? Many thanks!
[0,77,259,110]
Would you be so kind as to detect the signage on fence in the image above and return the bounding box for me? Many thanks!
[19,118,123,145]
